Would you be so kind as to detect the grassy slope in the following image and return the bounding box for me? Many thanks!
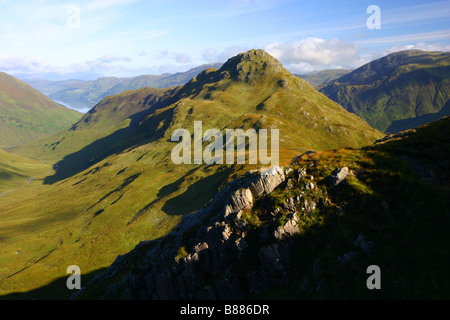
[0,149,51,194]
[0,49,382,298]
[0,72,81,148]
[320,50,450,133]
[76,116,450,300]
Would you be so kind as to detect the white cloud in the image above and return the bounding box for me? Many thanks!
[202,48,218,62]
[0,55,51,74]
[0,53,135,79]
[266,37,362,73]
[175,54,191,63]
[97,54,132,64]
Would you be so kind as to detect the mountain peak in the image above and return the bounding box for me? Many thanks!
[218,49,284,82]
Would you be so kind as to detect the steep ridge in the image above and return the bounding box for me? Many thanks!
[74,116,450,300]
[320,50,450,133]
[1,49,382,297]
[0,72,82,148]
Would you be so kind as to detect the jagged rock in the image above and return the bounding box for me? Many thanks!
[304,200,317,214]
[287,212,299,222]
[304,181,315,190]
[297,168,307,181]
[330,167,349,186]
[273,226,285,241]
[249,166,285,197]
[221,224,232,241]
[224,188,253,219]
[283,219,300,237]
[194,242,209,253]
[285,168,293,176]
[234,217,247,230]
[274,217,300,240]
[285,178,294,190]
[282,197,296,211]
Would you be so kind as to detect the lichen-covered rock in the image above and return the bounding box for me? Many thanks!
[249,166,285,197]
[330,167,349,186]
[224,188,253,218]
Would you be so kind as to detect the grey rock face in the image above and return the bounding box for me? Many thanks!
[330,167,349,186]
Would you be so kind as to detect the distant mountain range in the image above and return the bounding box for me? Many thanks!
[320,50,450,133]
[0,72,81,148]
[24,64,222,112]
[296,69,352,88]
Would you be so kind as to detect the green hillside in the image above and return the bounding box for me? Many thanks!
[0,72,82,148]
[320,50,450,133]
[0,49,382,298]
[0,149,50,194]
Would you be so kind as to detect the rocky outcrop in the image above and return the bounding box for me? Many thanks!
[72,161,380,300]
[330,167,349,186]
[72,166,290,300]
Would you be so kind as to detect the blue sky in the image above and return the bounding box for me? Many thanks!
[0,0,449,79]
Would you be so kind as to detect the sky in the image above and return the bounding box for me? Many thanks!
[0,0,449,80]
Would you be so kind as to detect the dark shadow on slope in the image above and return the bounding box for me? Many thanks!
[0,267,107,300]
[161,166,234,215]
[386,100,450,133]
[44,106,175,184]
[87,173,142,211]
[127,166,234,225]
